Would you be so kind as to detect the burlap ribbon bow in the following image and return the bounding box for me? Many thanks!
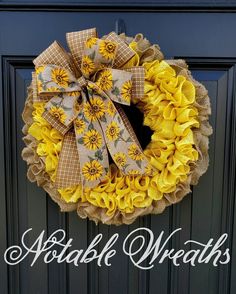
[32,28,149,189]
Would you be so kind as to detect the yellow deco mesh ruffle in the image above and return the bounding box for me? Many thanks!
[22,34,212,225]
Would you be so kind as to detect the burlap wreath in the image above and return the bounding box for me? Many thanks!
[22,29,212,225]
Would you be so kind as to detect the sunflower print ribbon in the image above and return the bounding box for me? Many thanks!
[33,28,149,189]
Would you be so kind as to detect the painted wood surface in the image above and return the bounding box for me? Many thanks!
[0,6,235,294]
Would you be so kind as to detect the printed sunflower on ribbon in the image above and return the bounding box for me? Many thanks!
[22,28,212,225]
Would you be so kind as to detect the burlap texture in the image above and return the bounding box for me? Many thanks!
[119,32,164,63]
[22,33,212,225]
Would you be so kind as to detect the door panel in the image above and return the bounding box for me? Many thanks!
[0,9,235,294]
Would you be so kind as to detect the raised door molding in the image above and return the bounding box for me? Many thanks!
[1,54,235,294]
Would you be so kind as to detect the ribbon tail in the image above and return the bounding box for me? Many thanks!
[91,91,149,176]
[125,66,145,102]
[74,91,109,188]
[54,130,81,189]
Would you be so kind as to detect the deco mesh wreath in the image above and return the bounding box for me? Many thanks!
[22,28,212,225]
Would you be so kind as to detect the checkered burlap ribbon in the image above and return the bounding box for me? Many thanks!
[32,28,148,189]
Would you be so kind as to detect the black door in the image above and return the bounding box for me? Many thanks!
[0,2,236,294]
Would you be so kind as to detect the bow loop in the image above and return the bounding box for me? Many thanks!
[34,41,76,73]
[105,32,136,68]
[66,28,97,68]
[36,65,81,95]
[81,38,118,78]
[35,64,82,129]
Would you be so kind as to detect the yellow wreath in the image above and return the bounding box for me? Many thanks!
[22,29,212,225]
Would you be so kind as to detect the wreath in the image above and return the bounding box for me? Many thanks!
[22,28,212,225]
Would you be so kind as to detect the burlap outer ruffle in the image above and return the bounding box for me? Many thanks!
[22,33,212,225]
